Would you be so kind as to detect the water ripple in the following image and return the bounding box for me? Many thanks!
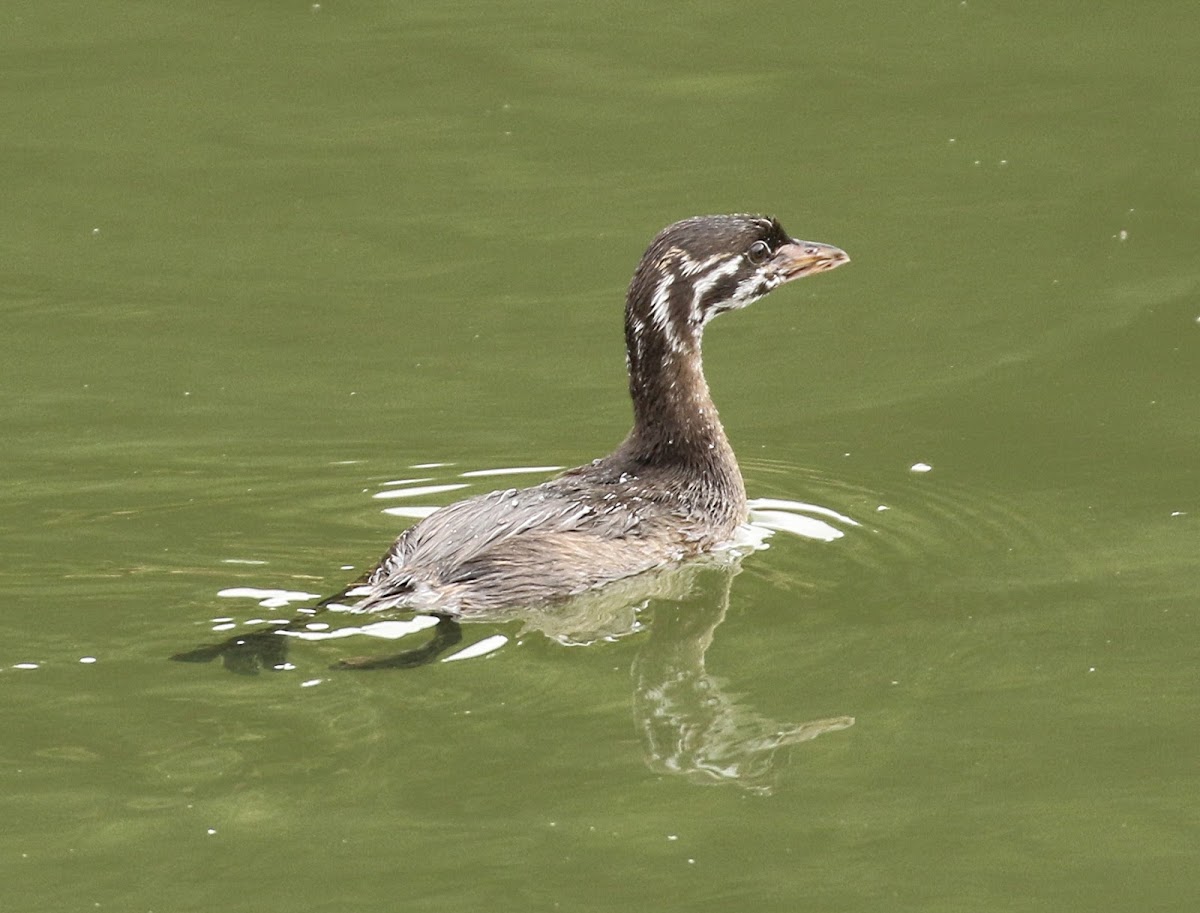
[193,457,1044,668]
[741,459,1048,580]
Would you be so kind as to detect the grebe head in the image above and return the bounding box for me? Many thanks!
[627,214,849,341]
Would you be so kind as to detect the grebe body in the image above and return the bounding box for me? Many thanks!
[344,214,848,617]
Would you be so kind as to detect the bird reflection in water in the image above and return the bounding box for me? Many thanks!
[174,554,853,794]
[631,562,854,794]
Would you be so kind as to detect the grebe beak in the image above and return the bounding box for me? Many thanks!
[773,240,850,280]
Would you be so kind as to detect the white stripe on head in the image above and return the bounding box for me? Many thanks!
[688,257,743,323]
[626,310,647,366]
[679,252,723,277]
[731,270,785,308]
[648,270,680,350]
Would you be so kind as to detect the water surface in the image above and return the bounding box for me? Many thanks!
[4,1,1199,910]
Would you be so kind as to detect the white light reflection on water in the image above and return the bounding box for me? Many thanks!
[216,587,322,608]
[746,497,862,544]
[372,483,469,500]
[442,634,509,661]
[381,505,440,519]
[459,465,563,478]
[280,616,441,642]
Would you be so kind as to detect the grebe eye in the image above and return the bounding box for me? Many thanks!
[747,240,771,265]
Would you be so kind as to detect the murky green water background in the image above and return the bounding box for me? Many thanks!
[4,2,1198,910]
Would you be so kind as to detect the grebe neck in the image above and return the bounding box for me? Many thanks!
[618,297,738,477]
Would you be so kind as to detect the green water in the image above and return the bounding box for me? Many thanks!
[4,1,1199,910]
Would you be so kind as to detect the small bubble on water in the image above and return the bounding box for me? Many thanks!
[910,462,933,473]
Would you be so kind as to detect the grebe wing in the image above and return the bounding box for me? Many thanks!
[349,482,674,613]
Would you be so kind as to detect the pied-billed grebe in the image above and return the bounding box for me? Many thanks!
[345,215,847,612]
[175,215,848,671]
